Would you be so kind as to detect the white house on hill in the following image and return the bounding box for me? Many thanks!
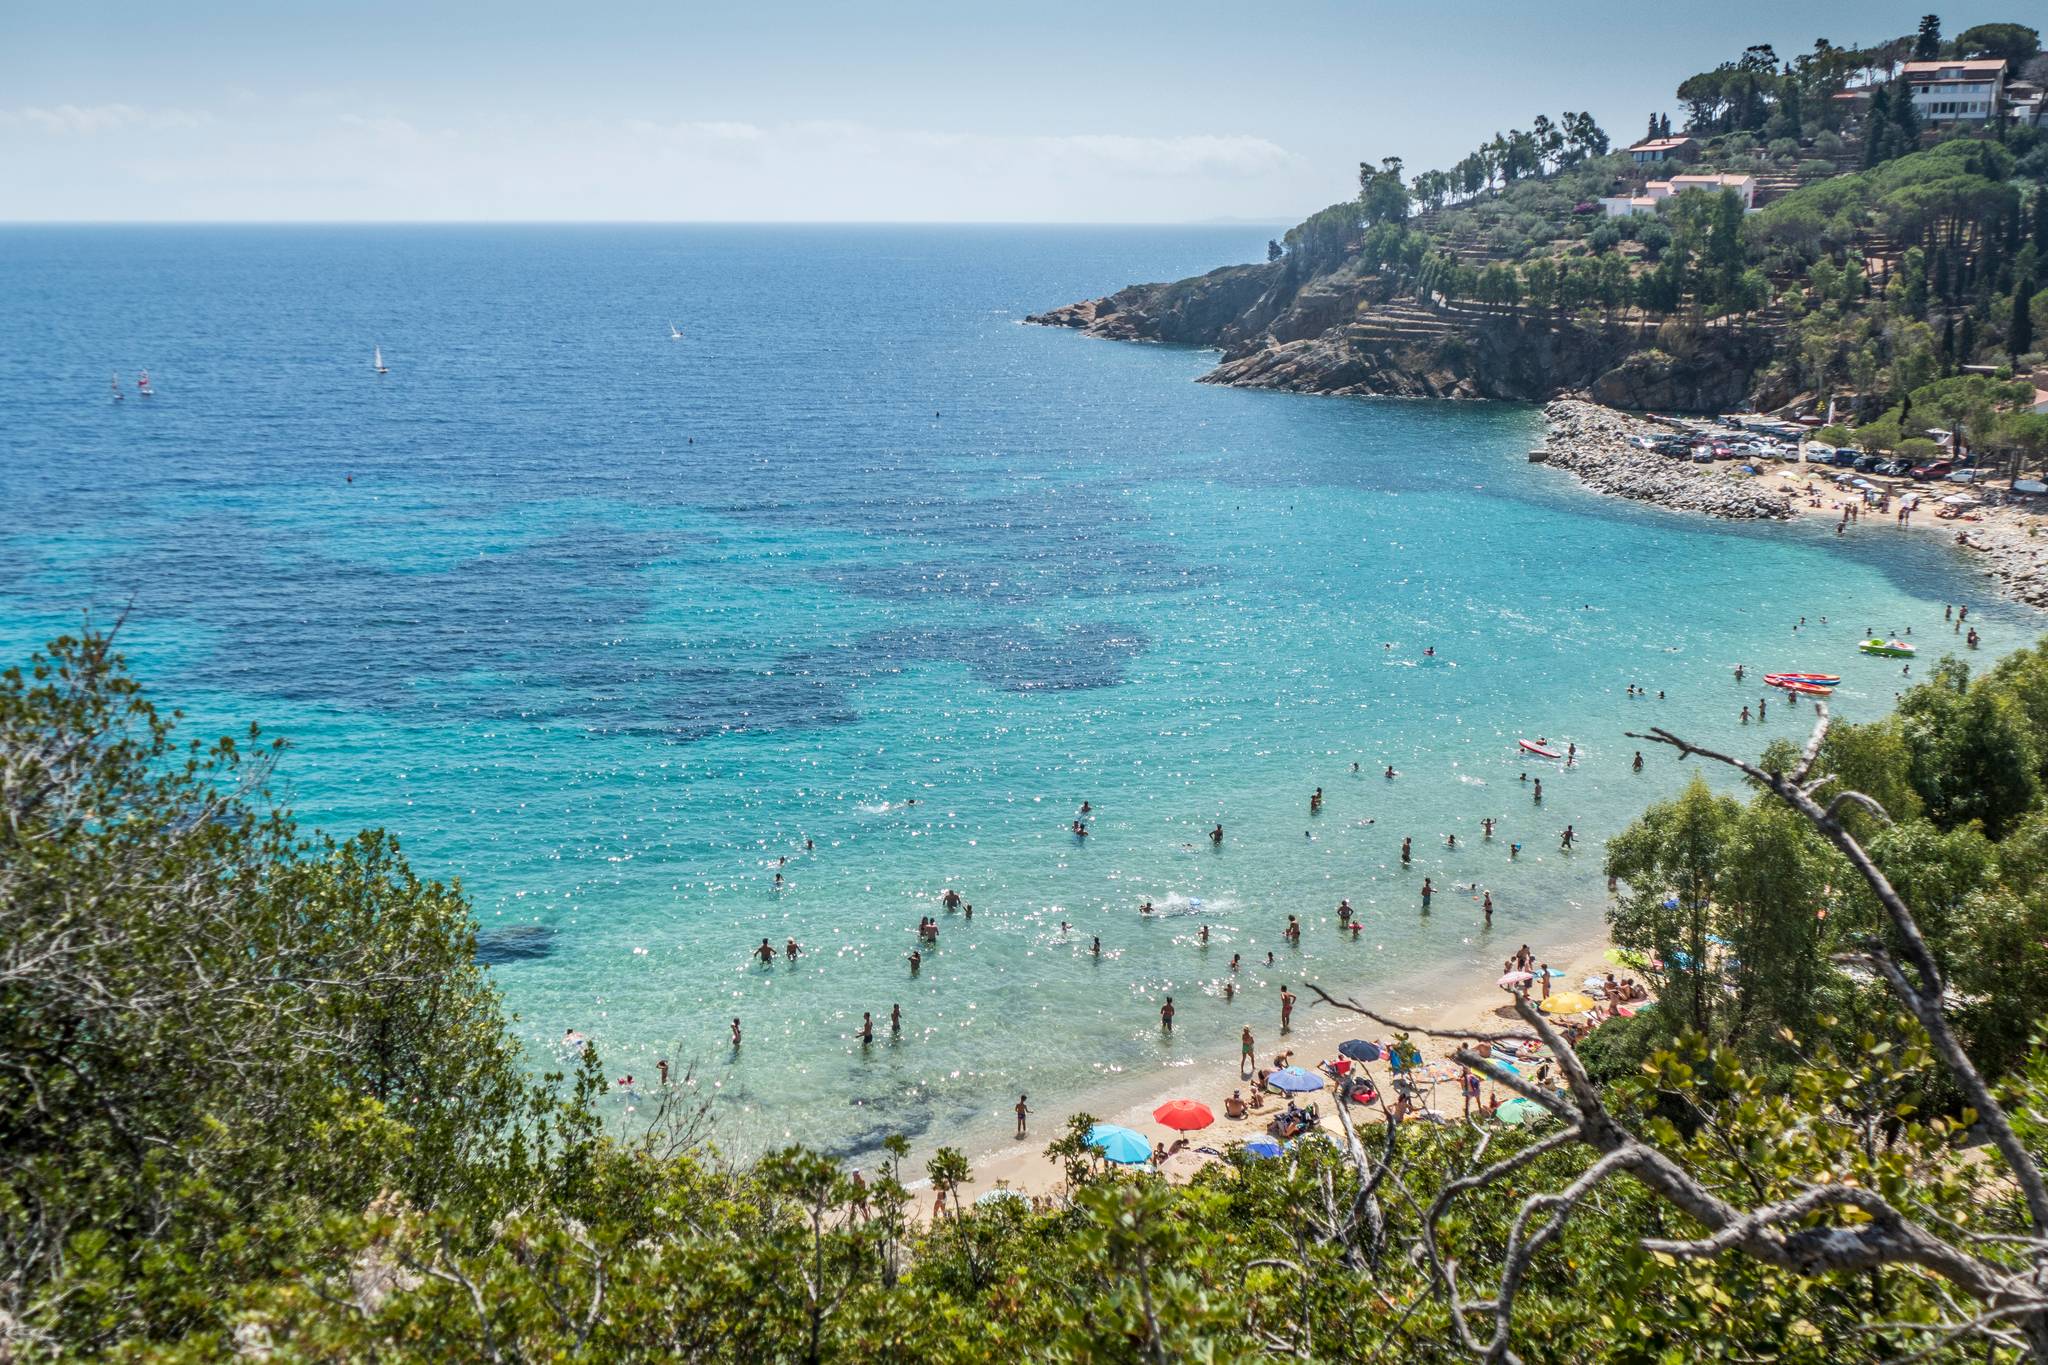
[1901,58,2007,122]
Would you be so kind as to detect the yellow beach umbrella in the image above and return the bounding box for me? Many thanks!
[1540,990,1598,1015]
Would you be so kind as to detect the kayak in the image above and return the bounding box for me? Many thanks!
[1518,740,1563,759]
[1860,639,1917,658]
[1764,674,1836,693]
[1762,672,1840,685]
[1778,680,1835,695]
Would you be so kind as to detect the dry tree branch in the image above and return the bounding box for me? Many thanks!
[1297,707,2048,1361]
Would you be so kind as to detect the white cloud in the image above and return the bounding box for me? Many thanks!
[0,103,1316,221]
[0,103,212,135]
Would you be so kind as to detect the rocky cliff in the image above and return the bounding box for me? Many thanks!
[1027,267,1780,413]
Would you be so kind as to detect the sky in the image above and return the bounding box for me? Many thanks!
[0,2,2016,223]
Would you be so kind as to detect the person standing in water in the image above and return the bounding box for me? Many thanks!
[1210,824,1224,845]
[891,1003,902,1036]
[1482,891,1493,923]
[1015,1094,1029,1138]
[730,1018,742,1049]
[754,938,775,965]
[1160,996,1175,1032]
[1421,878,1434,907]
[860,1012,873,1046]
[1632,751,1643,772]
[1241,1026,1256,1077]
[1401,837,1412,865]
[1481,817,1495,839]
[1533,779,1543,803]
[1092,936,1101,956]
[1560,825,1576,850]
[1279,986,1296,1033]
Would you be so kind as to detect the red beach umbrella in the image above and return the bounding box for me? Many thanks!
[1153,1099,1215,1131]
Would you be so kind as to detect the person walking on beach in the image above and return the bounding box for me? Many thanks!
[1280,986,1296,1033]
[1538,965,1551,1000]
[1015,1094,1029,1138]
[1160,996,1175,1032]
[1242,1026,1256,1077]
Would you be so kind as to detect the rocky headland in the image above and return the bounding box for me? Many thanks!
[1026,263,1781,411]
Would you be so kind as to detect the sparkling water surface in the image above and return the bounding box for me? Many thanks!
[2,224,2037,1161]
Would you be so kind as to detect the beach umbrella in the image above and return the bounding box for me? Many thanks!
[1497,970,1535,989]
[1268,1066,1324,1093]
[1495,1097,1546,1126]
[1153,1099,1215,1131]
[1085,1123,1153,1165]
[1241,1138,1283,1159]
[974,1188,1026,1208]
[1337,1039,1383,1063]
[1541,991,1599,1015]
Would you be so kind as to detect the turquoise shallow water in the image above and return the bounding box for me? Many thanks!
[2,225,2039,1160]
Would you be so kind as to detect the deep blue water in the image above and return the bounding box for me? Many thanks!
[2,225,2037,1160]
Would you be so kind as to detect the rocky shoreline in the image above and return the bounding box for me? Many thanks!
[1531,400,1794,521]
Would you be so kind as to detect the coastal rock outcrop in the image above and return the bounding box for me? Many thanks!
[1030,270,1774,412]
[1533,400,1795,520]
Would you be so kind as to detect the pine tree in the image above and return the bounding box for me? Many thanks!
[1916,14,1942,60]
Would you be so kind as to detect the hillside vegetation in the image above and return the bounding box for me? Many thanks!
[1033,16,2048,456]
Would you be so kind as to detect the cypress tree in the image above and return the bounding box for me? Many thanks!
[2015,274,2036,358]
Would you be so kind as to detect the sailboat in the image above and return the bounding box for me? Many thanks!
[110,374,124,401]
[373,346,389,375]
[136,370,154,397]
[669,322,684,341]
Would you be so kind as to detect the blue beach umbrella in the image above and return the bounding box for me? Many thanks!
[1338,1039,1383,1063]
[1242,1138,1284,1159]
[1269,1066,1324,1093]
[1086,1123,1154,1165]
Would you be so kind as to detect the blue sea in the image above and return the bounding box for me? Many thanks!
[1,225,2036,1161]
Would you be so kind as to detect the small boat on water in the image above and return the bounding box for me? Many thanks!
[136,369,154,397]
[1518,739,1563,759]
[110,374,123,401]
[669,322,685,340]
[1860,639,1916,658]
[373,346,389,375]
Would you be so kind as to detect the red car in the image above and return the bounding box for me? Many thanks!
[1909,460,1954,481]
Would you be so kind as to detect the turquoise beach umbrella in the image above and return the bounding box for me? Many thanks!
[1495,1097,1547,1126]
[1086,1123,1153,1165]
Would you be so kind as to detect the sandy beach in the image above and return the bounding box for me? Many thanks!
[916,926,1622,1214]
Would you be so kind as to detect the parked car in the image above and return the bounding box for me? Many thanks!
[1876,459,1911,476]
[1829,450,1865,467]
[1688,448,1716,463]
[1910,460,1954,481]
[1804,443,1836,460]
[1853,454,1886,471]
[1947,468,1993,484]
